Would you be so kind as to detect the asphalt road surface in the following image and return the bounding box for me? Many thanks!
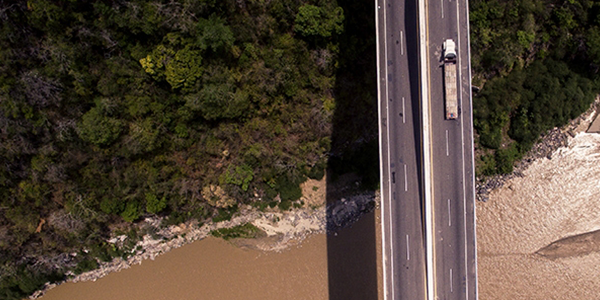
[376,0,428,298]
[423,0,478,298]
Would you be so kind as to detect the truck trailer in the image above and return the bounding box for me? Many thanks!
[443,39,458,120]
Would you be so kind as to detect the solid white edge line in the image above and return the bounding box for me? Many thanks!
[463,0,479,296]
[456,0,474,298]
[375,0,394,299]
[385,10,396,298]
[374,1,390,300]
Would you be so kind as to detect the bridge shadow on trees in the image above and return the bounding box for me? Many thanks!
[325,0,379,298]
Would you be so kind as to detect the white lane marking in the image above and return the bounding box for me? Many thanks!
[420,1,435,299]
[381,2,396,299]
[463,0,480,293]
[400,31,404,55]
[448,199,451,227]
[404,164,408,192]
[402,97,406,123]
[450,268,454,293]
[375,0,392,298]
[406,234,410,260]
[456,0,471,298]
[446,130,449,156]
[441,0,444,18]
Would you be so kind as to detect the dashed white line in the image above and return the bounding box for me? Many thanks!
[446,129,449,156]
[448,199,451,227]
[441,0,444,18]
[402,97,406,123]
[450,268,454,292]
[406,234,410,260]
[404,164,408,192]
[400,31,404,55]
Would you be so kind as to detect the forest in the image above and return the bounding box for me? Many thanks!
[0,0,381,298]
[2,0,600,298]
[470,0,600,175]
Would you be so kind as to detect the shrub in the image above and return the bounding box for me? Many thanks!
[73,258,99,275]
[278,200,292,211]
[210,223,261,240]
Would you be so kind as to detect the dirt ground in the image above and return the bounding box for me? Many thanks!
[300,176,328,207]
[477,129,600,299]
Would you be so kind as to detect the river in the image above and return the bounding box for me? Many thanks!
[40,210,383,300]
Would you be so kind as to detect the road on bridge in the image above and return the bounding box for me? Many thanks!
[422,0,478,298]
[377,0,478,298]
[376,0,427,298]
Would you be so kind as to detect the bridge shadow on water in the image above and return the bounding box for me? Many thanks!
[326,0,379,298]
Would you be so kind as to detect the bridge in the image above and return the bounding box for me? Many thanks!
[376,0,478,298]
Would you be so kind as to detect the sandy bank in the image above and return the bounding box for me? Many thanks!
[477,99,600,299]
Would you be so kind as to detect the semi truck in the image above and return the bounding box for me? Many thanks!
[443,39,458,120]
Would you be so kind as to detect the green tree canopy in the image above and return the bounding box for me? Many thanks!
[77,106,123,146]
[294,5,344,38]
[197,15,235,52]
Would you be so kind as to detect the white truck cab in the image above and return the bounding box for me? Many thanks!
[443,39,457,60]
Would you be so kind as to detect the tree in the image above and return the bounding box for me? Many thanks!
[121,201,140,222]
[276,175,303,202]
[140,44,203,90]
[122,118,163,156]
[294,5,344,38]
[100,197,125,215]
[197,15,235,52]
[77,106,123,146]
[145,192,167,214]
[165,46,203,89]
[221,164,254,192]
[185,83,250,120]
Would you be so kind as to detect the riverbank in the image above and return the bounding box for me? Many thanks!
[477,98,600,298]
[38,206,382,300]
[33,176,379,298]
[39,234,332,300]
[476,96,600,201]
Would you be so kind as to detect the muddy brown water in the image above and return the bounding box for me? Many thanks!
[40,211,383,300]
[477,132,600,299]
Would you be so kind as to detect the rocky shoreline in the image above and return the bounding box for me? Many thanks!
[31,191,379,299]
[476,97,600,202]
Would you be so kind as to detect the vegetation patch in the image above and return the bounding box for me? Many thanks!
[210,223,262,241]
[471,0,600,176]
